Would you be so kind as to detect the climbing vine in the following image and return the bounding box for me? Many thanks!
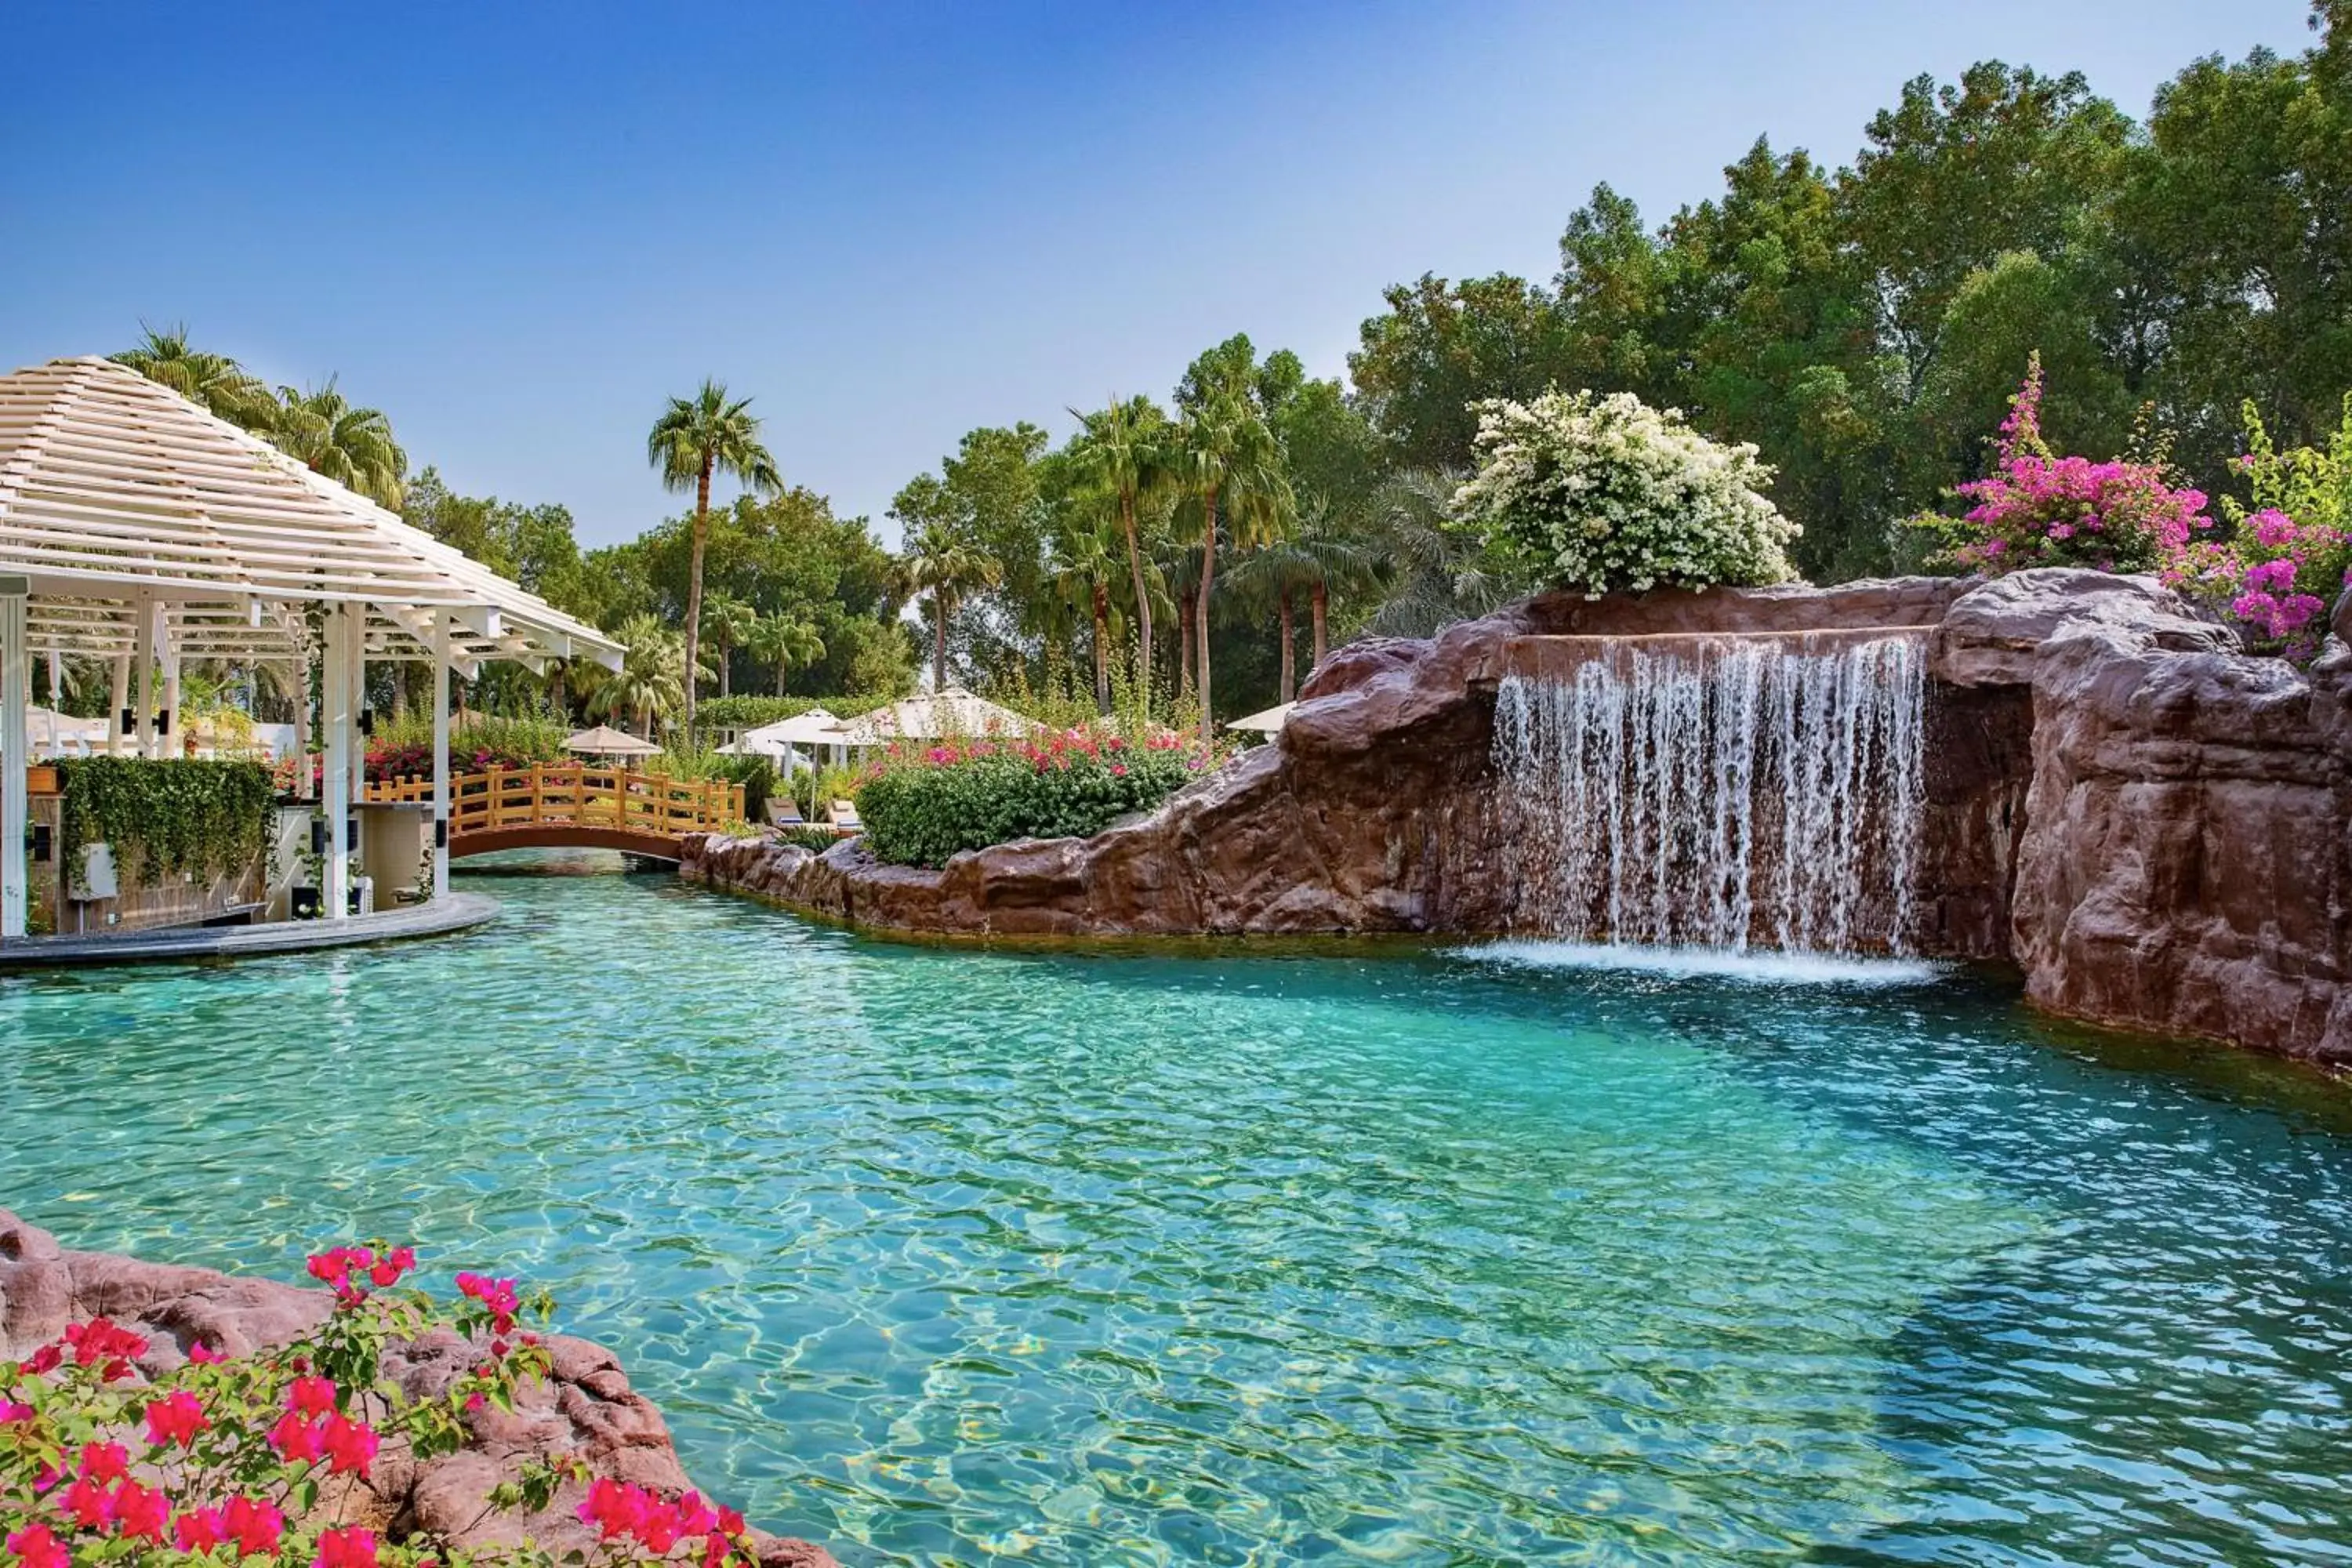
[56,757,276,892]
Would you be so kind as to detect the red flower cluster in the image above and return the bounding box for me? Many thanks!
[58,1446,166,1543]
[307,1245,416,1307]
[2,1526,64,1568]
[315,1524,379,1568]
[577,1477,746,1566]
[267,1409,378,1477]
[456,1271,521,1334]
[143,1389,209,1448]
[61,1319,147,1382]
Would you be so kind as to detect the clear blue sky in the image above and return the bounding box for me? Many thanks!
[0,2,2314,546]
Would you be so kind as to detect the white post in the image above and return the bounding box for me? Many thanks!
[132,597,156,759]
[107,653,129,757]
[2,576,29,940]
[160,619,182,759]
[432,617,452,899]
[297,644,317,801]
[321,604,352,921]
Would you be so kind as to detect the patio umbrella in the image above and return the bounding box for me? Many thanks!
[1225,702,1294,735]
[564,724,661,760]
[832,688,1038,746]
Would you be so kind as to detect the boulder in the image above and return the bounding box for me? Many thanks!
[1933,568,2234,687]
[0,1210,837,1568]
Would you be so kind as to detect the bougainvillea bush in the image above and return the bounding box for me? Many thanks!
[1921,355,2216,576]
[0,1246,754,1568]
[2162,397,2352,659]
[1450,389,1800,597]
[855,724,1208,869]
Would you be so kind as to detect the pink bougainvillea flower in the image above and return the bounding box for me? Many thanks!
[4,1526,67,1568]
[288,1374,338,1417]
[18,1345,62,1377]
[314,1525,378,1568]
[78,1441,130,1483]
[144,1388,209,1447]
[223,1496,285,1558]
[110,1479,169,1542]
[321,1412,379,1476]
[64,1318,147,1378]
[0,1400,33,1424]
[187,1341,227,1365]
[62,1477,114,1530]
[267,1410,327,1465]
[175,1505,230,1553]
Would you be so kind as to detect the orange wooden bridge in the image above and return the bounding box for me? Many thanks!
[365,765,745,862]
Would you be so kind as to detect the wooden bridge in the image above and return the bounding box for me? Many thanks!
[365,765,745,862]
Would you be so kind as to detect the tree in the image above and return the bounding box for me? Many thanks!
[110,324,277,430]
[1229,499,1378,696]
[1069,396,1171,697]
[589,614,689,737]
[699,593,759,699]
[746,613,825,698]
[270,380,408,508]
[902,520,1002,691]
[1045,498,1124,710]
[1169,378,1290,745]
[647,380,782,733]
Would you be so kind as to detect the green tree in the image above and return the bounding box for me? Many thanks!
[590,614,690,737]
[647,379,783,733]
[902,520,1003,692]
[110,324,277,430]
[270,380,408,507]
[1170,354,1290,744]
[699,593,760,698]
[746,614,826,698]
[1068,396,1172,692]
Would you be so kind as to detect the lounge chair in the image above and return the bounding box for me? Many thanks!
[767,797,806,827]
[828,799,862,835]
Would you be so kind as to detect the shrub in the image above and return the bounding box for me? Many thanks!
[1926,355,2214,575]
[692,694,889,735]
[856,726,1207,869]
[1450,389,1799,596]
[0,1244,757,1568]
[56,758,275,891]
[2161,396,2352,659]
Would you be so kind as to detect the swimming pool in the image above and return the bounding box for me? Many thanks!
[4,858,2347,1565]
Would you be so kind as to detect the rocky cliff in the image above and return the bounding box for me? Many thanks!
[684,568,2352,1065]
[0,1210,837,1568]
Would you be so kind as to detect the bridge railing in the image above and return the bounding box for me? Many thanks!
[365,765,743,840]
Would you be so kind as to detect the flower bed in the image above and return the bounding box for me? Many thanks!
[855,726,1207,869]
[0,1243,757,1568]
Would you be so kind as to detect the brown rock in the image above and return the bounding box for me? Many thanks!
[1933,568,2234,687]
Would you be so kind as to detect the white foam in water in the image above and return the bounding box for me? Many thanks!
[1471,938,1947,987]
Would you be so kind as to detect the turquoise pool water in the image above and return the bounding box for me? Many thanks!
[3,858,2349,1566]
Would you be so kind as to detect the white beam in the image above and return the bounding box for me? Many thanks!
[321,604,353,921]
[107,654,129,757]
[432,617,452,900]
[133,596,156,758]
[2,575,28,940]
[453,605,502,640]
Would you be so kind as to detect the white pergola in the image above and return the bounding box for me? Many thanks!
[0,356,624,938]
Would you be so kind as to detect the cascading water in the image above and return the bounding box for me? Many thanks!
[1492,633,1928,954]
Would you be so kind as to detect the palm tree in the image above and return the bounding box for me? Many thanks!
[1169,393,1289,746]
[1069,397,1168,704]
[592,614,690,737]
[700,593,759,699]
[903,521,1002,692]
[747,614,825,697]
[111,324,276,430]
[272,380,408,508]
[648,381,782,733]
[1363,470,1515,637]
[1234,499,1379,697]
[1046,499,1125,712]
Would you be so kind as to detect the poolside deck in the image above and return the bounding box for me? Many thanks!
[0,893,499,971]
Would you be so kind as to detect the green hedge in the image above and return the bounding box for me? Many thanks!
[858,743,1198,868]
[695,693,891,733]
[57,757,276,891]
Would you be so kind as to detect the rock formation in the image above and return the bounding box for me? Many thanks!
[684,568,2352,1065]
[0,1210,837,1568]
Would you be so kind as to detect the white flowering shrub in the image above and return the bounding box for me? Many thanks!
[1452,390,1801,595]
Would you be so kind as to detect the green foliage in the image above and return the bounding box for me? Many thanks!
[857,729,1204,869]
[56,758,274,892]
[776,826,839,854]
[646,741,779,822]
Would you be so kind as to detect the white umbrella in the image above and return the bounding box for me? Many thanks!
[832,688,1037,746]
[564,724,662,760]
[1225,702,1294,735]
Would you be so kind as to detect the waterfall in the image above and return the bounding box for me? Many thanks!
[1492,633,1928,954]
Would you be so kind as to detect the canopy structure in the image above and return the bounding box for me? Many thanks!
[564,724,660,759]
[0,356,629,940]
[717,707,845,765]
[1226,702,1294,735]
[831,688,1037,746]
